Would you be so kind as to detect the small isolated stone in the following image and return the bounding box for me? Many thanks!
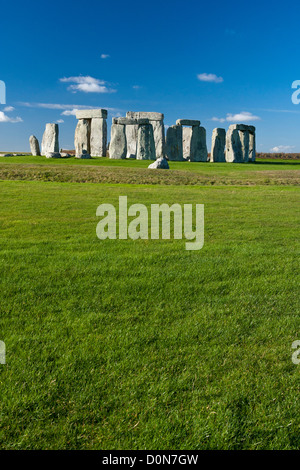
[45,152,61,158]
[29,135,41,156]
[148,157,169,169]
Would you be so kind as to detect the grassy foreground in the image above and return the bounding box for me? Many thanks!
[0,179,299,449]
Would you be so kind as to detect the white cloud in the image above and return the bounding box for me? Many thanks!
[211,111,260,123]
[56,119,64,123]
[3,106,15,112]
[270,145,295,153]
[197,73,224,83]
[60,76,116,93]
[61,109,79,116]
[0,111,22,123]
[132,85,142,90]
[101,54,110,59]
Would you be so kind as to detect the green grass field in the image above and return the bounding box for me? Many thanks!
[0,157,299,449]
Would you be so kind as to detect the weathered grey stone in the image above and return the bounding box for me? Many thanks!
[75,150,91,159]
[136,123,156,160]
[116,117,138,125]
[176,119,201,127]
[126,124,138,159]
[126,111,164,122]
[190,126,208,162]
[230,124,255,133]
[74,119,91,158]
[151,120,165,158]
[29,135,41,156]
[41,123,59,155]
[210,128,226,162]
[75,109,107,120]
[45,152,61,158]
[148,157,169,169]
[239,130,249,162]
[90,117,107,157]
[249,132,256,162]
[166,125,183,161]
[225,125,243,163]
[109,124,127,159]
[182,127,192,160]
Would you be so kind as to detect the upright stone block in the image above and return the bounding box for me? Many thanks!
[239,130,250,162]
[90,117,107,157]
[29,135,41,156]
[109,124,127,159]
[41,123,59,155]
[151,120,165,158]
[126,124,138,159]
[136,123,156,160]
[166,125,183,161]
[182,127,192,160]
[225,125,243,163]
[210,128,226,162]
[249,132,256,162]
[75,119,91,158]
[190,126,208,162]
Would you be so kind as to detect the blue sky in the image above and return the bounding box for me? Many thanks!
[1,0,300,152]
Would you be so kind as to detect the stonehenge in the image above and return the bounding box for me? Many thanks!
[225,124,256,163]
[29,107,257,164]
[211,128,226,162]
[29,135,40,156]
[41,123,59,156]
[75,109,107,158]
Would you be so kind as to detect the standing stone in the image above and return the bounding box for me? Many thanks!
[210,128,226,162]
[126,124,138,159]
[190,126,208,162]
[182,127,192,160]
[136,122,156,160]
[109,124,127,159]
[75,119,91,158]
[41,123,59,155]
[166,125,183,161]
[249,132,256,162]
[151,120,165,158]
[29,135,41,156]
[239,130,249,162]
[225,125,243,163]
[90,118,107,157]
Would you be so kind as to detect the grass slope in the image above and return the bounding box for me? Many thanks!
[0,180,299,449]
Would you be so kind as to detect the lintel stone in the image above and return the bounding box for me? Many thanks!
[76,109,108,120]
[176,119,201,127]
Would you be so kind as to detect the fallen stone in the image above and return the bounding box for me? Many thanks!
[45,152,61,158]
[148,157,169,169]
[29,135,41,156]
[75,150,91,159]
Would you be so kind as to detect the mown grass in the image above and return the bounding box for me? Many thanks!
[0,180,299,449]
[0,156,300,186]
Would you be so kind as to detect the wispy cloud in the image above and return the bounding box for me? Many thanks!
[0,111,22,123]
[132,85,142,90]
[101,54,110,59]
[270,145,295,153]
[211,111,261,123]
[60,76,116,93]
[56,119,64,123]
[197,73,223,83]
[3,106,15,112]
